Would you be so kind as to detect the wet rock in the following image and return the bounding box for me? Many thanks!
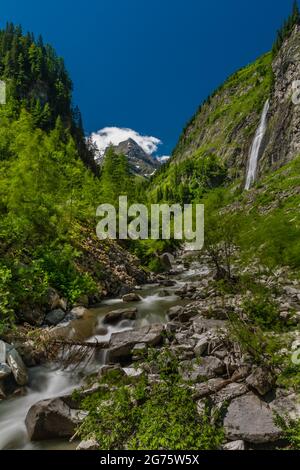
[246,367,275,396]
[122,293,142,303]
[224,393,281,444]
[158,289,171,298]
[0,363,12,379]
[103,308,137,324]
[6,347,28,386]
[180,357,225,381]
[108,324,164,362]
[45,309,66,326]
[76,439,99,451]
[70,306,90,319]
[25,397,85,441]
[160,280,176,287]
[223,440,246,451]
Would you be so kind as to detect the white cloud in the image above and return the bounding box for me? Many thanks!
[90,127,162,156]
[156,155,170,163]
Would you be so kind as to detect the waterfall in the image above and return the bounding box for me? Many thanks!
[245,99,269,190]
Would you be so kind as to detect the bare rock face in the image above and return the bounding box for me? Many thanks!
[261,25,300,173]
[108,324,164,362]
[224,393,281,444]
[25,397,84,441]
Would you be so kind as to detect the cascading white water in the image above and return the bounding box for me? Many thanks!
[245,99,270,190]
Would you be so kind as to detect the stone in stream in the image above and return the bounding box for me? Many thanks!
[223,393,282,444]
[45,308,66,326]
[103,308,137,324]
[25,397,85,441]
[122,293,142,303]
[108,324,164,362]
[0,363,12,380]
[6,347,28,386]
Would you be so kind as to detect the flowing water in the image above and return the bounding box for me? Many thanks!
[0,260,207,450]
[245,99,270,190]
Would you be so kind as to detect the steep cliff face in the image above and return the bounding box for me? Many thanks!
[260,25,300,174]
[164,26,300,187]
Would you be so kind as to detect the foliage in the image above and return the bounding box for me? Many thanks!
[272,1,300,56]
[274,414,300,449]
[78,351,224,450]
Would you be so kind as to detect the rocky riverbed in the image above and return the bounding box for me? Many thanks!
[1,252,300,450]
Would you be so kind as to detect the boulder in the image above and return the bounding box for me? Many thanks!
[246,367,275,396]
[108,324,164,362]
[6,347,28,386]
[193,316,227,334]
[70,306,90,319]
[224,393,281,444]
[167,306,183,320]
[25,397,84,441]
[103,308,137,324]
[159,253,173,271]
[45,308,66,326]
[194,334,209,356]
[180,357,225,381]
[223,440,246,451]
[212,382,248,405]
[0,363,12,380]
[158,290,171,298]
[122,293,142,303]
[76,439,99,451]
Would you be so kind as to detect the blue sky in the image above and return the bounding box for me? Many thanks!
[0,0,296,156]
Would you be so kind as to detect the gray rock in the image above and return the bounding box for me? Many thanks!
[223,440,246,451]
[108,324,164,362]
[0,363,12,379]
[193,316,227,334]
[212,382,248,405]
[167,306,183,320]
[25,397,84,441]
[159,253,173,271]
[194,334,209,356]
[224,393,281,444]
[122,293,142,303]
[103,308,137,324]
[45,309,66,326]
[6,347,28,386]
[70,306,89,319]
[0,340,6,363]
[270,393,300,420]
[246,367,275,396]
[158,289,171,298]
[180,357,225,381]
[76,439,99,450]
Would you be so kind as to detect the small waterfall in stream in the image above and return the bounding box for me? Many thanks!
[245,99,270,190]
